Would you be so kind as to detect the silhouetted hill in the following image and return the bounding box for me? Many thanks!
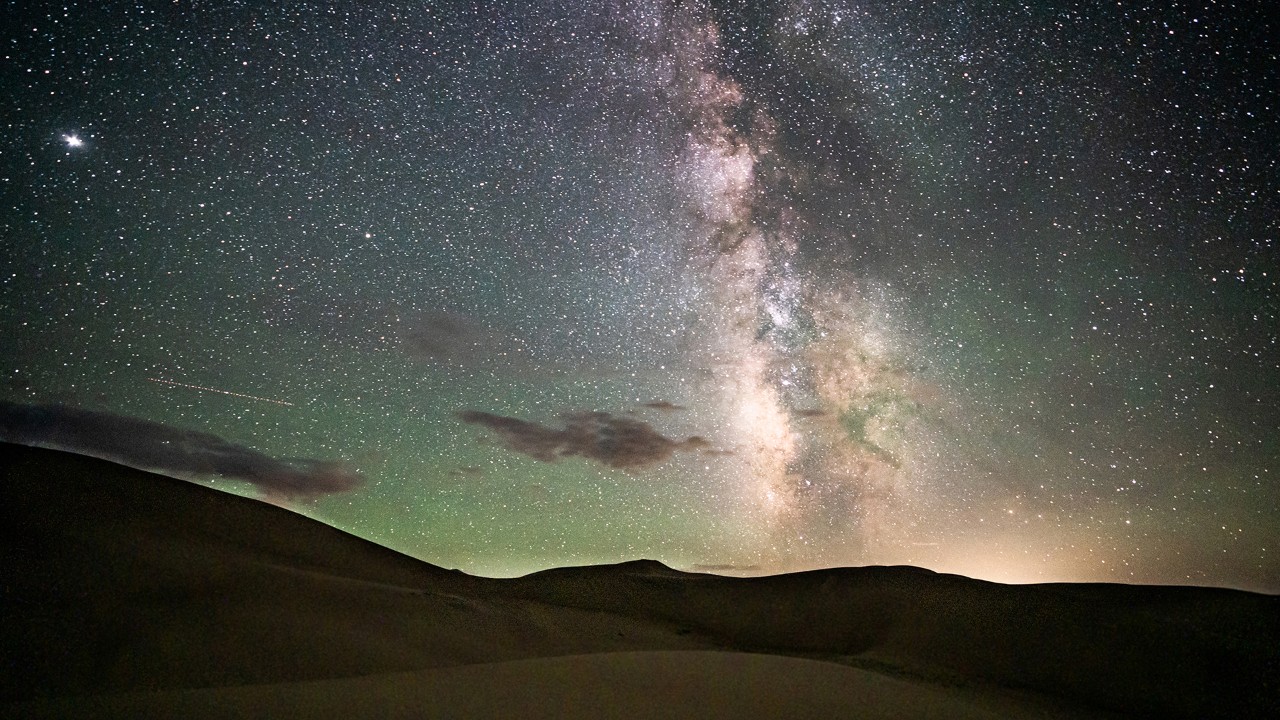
[2,442,1276,718]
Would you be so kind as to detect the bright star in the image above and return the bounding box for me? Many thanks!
[62,134,84,148]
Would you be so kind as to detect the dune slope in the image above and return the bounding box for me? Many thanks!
[1,443,1276,718]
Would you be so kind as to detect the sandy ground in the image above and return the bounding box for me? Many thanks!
[1,650,1117,720]
[2,443,1276,718]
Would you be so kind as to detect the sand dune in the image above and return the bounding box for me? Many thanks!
[1,651,1104,720]
[2,443,1276,718]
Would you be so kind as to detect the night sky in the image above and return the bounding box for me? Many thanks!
[3,0,1276,592]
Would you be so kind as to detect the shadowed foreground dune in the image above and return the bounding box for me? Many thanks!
[2,443,1276,718]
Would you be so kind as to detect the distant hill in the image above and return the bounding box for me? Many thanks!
[2,442,1276,719]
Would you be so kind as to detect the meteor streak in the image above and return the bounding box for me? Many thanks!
[148,377,294,406]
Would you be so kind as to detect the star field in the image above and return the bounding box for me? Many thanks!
[2,0,1276,591]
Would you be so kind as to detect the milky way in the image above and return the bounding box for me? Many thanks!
[2,0,1276,591]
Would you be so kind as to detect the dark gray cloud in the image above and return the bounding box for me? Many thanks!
[398,310,502,365]
[399,310,681,381]
[0,402,363,500]
[640,400,685,412]
[457,410,709,470]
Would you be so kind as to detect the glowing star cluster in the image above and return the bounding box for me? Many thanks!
[655,8,798,534]
[654,3,933,566]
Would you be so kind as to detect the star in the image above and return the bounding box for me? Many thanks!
[61,134,84,148]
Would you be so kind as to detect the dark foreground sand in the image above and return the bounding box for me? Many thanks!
[2,651,1104,720]
[2,443,1276,718]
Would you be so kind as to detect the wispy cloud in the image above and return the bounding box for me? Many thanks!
[457,410,710,470]
[640,400,686,412]
[0,402,363,500]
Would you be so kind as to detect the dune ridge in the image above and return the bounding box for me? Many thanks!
[2,443,1276,718]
